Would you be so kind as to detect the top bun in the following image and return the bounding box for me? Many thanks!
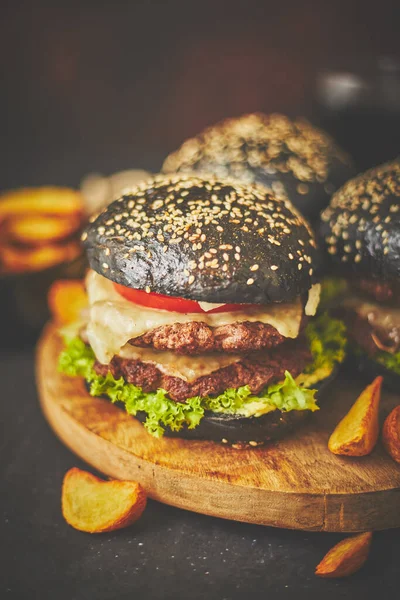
[82,174,320,304]
[320,158,400,282]
[162,113,355,222]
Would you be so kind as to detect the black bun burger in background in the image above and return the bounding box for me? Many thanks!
[59,174,346,446]
[319,158,400,390]
[162,113,356,223]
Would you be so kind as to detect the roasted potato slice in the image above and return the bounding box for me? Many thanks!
[0,187,83,221]
[62,468,147,533]
[48,279,87,324]
[382,405,400,464]
[7,215,81,245]
[0,241,81,273]
[315,532,372,578]
[328,376,382,456]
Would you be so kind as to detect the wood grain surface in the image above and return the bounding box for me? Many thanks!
[36,324,400,532]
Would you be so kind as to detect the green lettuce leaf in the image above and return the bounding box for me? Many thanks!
[305,312,347,374]
[374,350,400,375]
[58,313,347,437]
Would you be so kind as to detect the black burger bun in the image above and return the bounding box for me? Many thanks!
[162,113,355,223]
[348,351,400,394]
[135,368,336,445]
[320,158,400,284]
[82,174,320,305]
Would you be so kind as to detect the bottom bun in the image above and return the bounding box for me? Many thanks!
[135,369,337,446]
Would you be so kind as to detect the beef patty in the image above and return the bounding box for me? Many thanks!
[94,337,312,402]
[129,319,307,355]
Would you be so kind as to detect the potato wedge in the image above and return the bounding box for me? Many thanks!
[0,187,83,221]
[382,405,400,464]
[7,215,81,245]
[62,468,147,533]
[328,376,382,456]
[315,532,372,578]
[48,279,87,324]
[0,241,81,273]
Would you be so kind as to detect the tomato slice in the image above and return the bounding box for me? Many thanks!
[113,283,254,313]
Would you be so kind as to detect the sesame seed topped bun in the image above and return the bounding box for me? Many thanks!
[162,113,355,222]
[320,158,400,389]
[320,158,400,282]
[82,174,320,304]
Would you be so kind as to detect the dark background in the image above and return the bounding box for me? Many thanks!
[1,2,400,599]
[1,0,400,190]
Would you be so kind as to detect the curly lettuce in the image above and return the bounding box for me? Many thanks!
[374,350,400,375]
[58,313,347,437]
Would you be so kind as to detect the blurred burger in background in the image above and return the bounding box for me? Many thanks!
[320,158,400,389]
[162,113,356,223]
[80,169,151,216]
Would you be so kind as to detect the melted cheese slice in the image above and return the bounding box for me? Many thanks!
[86,270,305,364]
[119,344,242,382]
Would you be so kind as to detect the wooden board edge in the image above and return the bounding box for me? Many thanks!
[35,324,400,533]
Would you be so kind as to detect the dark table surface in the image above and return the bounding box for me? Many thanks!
[1,344,399,600]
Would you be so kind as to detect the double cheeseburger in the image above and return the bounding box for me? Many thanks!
[320,159,400,389]
[162,113,355,222]
[60,174,346,446]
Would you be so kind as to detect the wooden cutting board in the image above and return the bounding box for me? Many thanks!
[36,324,400,532]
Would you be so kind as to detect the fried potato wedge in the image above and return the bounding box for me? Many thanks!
[315,532,372,578]
[382,405,400,464]
[48,279,87,324]
[328,376,382,456]
[7,215,81,244]
[0,187,83,220]
[62,468,147,533]
[0,241,80,273]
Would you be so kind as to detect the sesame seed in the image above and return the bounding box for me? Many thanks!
[271,265,278,270]
[145,286,151,293]
[246,278,254,285]
[102,263,109,269]
[188,275,195,284]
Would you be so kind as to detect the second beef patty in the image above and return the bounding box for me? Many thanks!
[94,337,312,402]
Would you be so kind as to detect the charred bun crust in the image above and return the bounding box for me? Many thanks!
[82,174,320,304]
[320,159,400,283]
[162,113,355,222]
